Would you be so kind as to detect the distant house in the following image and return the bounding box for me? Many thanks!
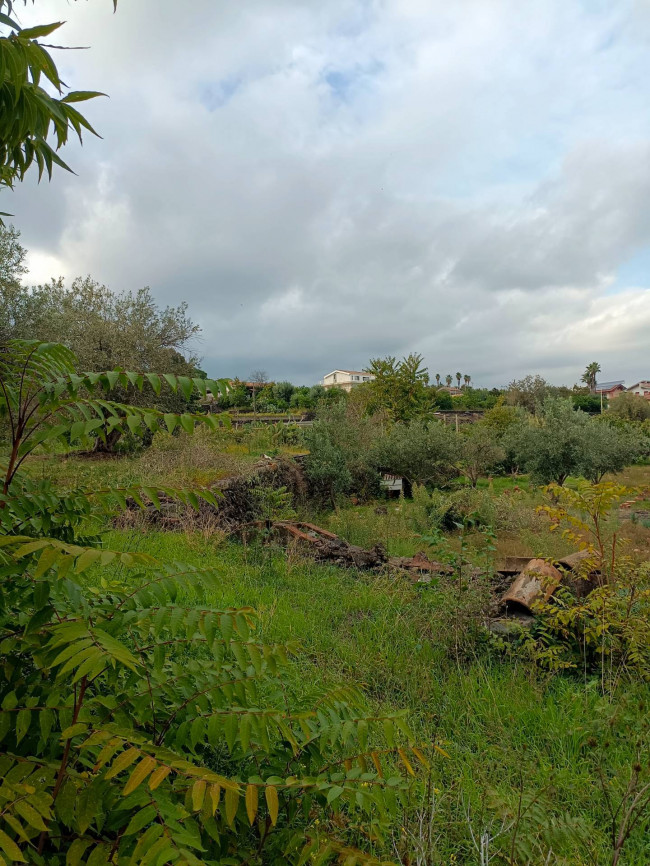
[322,369,375,392]
[437,385,463,398]
[627,381,650,400]
[595,381,626,399]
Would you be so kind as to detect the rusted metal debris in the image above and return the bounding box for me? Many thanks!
[241,520,453,577]
[500,559,563,614]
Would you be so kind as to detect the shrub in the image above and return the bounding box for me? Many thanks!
[609,392,650,422]
[370,419,457,488]
[0,341,421,864]
[458,424,505,487]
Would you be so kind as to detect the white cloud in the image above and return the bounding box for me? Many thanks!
[5,0,650,385]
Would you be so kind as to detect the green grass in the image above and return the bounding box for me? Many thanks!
[95,527,650,864]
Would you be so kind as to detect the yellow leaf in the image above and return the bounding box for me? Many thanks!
[208,783,221,815]
[123,756,157,796]
[245,784,258,825]
[105,747,140,779]
[433,744,450,759]
[148,765,172,791]
[370,751,383,778]
[192,780,206,812]
[411,746,430,769]
[265,785,279,826]
[225,787,239,827]
[397,747,415,776]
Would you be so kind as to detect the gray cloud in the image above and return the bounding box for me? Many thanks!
[6,0,650,386]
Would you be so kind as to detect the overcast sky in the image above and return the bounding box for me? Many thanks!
[6,0,650,386]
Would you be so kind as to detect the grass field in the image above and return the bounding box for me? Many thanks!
[20,444,650,863]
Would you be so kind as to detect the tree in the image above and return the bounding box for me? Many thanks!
[249,369,269,413]
[579,421,645,483]
[435,373,441,387]
[455,371,462,389]
[370,419,457,488]
[445,374,453,387]
[506,397,642,486]
[365,353,432,422]
[304,403,381,503]
[0,2,108,201]
[272,380,294,409]
[581,361,601,393]
[505,374,550,414]
[506,397,592,485]
[572,393,601,414]
[0,223,27,340]
[3,277,203,449]
[463,374,471,388]
[458,424,505,487]
[609,392,650,422]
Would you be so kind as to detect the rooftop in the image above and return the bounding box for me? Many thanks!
[595,381,625,391]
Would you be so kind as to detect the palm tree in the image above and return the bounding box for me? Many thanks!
[435,373,441,387]
[455,371,462,389]
[581,362,601,393]
[463,374,471,389]
[445,374,453,387]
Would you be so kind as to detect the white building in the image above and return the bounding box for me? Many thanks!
[322,369,375,392]
[627,381,650,400]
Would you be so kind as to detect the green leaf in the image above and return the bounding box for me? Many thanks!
[66,838,92,866]
[0,828,25,862]
[18,21,64,39]
[123,805,157,836]
[61,722,89,740]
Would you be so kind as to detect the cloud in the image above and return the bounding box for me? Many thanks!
[5,0,650,385]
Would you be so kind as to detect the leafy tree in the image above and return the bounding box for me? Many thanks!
[455,371,462,389]
[4,277,200,373]
[445,374,453,387]
[0,341,420,864]
[572,394,602,414]
[506,397,591,485]
[365,353,432,422]
[289,385,312,410]
[305,403,380,503]
[435,373,441,387]
[505,374,551,414]
[579,421,645,483]
[370,419,457,488]
[3,277,203,449]
[506,398,641,486]
[463,374,470,388]
[609,392,650,422]
[272,380,294,409]
[249,369,269,413]
[581,361,601,393]
[434,390,453,410]
[0,2,108,201]
[303,424,353,506]
[482,398,525,436]
[458,424,505,487]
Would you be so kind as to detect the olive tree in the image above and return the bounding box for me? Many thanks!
[508,398,644,485]
[506,397,591,485]
[370,419,457,488]
[458,424,505,487]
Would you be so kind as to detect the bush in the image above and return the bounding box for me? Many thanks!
[304,405,381,504]
[0,341,420,864]
[609,391,650,422]
[458,424,505,487]
[370,419,458,488]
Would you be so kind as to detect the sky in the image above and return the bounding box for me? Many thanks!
[5,0,650,387]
